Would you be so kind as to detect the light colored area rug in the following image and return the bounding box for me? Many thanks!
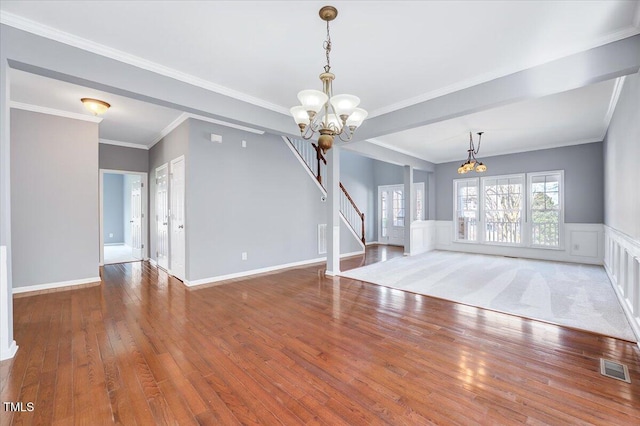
[340,250,636,342]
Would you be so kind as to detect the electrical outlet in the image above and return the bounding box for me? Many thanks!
[109,233,113,238]
[241,140,247,148]
[241,252,248,260]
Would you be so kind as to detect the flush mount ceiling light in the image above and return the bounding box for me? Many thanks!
[458,132,487,174]
[81,98,110,116]
[290,6,367,153]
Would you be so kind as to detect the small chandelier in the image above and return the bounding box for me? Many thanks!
[81,98,110,116]
[457,132,487,174]
[290,6,367,153]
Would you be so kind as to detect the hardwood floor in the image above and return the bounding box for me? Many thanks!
[2,246,639,425]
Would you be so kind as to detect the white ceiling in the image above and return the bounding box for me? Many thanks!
[2,1,639,159]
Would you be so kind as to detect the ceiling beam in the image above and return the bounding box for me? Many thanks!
[0,24,300,139]
[355,34,640,141]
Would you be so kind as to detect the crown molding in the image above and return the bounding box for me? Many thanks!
[602,76,627,140]
[368,27,640,118]
[99,138,149,150]
[148,113,190,148]
[9,101,102,123]
[148,112,265,149]
[0,11,290,116]
[366,138,424,159]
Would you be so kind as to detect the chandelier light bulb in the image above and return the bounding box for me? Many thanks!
[330,94,360,118]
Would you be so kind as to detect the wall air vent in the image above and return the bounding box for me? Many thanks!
[600,358,631,383]
[318,224,327,255]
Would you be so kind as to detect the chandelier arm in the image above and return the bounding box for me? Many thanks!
[337,131,354,143]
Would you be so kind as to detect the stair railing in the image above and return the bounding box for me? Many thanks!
[286,137,365,244]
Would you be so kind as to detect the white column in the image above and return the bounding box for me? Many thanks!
[404,165,414,255]
[326,145,341,276]
[0,57,17,360]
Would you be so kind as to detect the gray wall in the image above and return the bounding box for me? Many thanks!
[99,143,149,172]
[149,120,190,264]
[604,72,640,240]
[103,173,124,244]
[11,110,98,288]
[187,119,361,281]
[434,142,605,223]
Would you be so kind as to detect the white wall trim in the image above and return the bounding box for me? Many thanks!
[1,340,18,361]
[12,276,101,294]
[9,101,102,123]
[0,11,289,116]
[602,76,627,140]
[435,221,604,265]
[99,138,149,150]
[149,258,158,267]
[185,251,364,288]
[0,246,18,360]
[149,112,265,149]
[603,225,640,346]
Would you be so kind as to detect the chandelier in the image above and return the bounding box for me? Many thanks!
[290,6,367,153]
[457,132,487,174]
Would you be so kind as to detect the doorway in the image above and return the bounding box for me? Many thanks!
[99,170,148,265]
[378,183,425,246]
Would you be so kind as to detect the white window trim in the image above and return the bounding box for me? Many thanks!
[453,171,565,250]
[482,173,525,247]
[453,177,479,243]
[527,170,565,250]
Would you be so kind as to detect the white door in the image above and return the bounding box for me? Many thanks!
[170,156,186,281]
[130,177,143,259]
[379,185,405,246]
[156,164,169,271]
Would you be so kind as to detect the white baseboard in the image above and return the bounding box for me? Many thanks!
[104,242,125,246]
[1,340,18,361]
[185,250,365,288]
[12,276,102,294]
[366,241,380,246]
[149,258,158,267]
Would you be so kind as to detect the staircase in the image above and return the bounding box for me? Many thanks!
[286,137,365,245]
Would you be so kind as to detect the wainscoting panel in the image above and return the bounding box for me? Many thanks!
[434,222,604,265]
[409,220,436,255]
[604,226,640,343]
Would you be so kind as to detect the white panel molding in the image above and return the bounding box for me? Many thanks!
[9,101,102,123]
[99,138,149,150]
[435,221,604,265]
[0,11,289,116]
[1,246,18,360]
[604,225,640,345]
[12,276,101,294]
[185,250,364,288]
[409,220,437,256]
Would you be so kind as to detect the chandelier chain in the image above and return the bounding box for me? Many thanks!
[323,20,332,73]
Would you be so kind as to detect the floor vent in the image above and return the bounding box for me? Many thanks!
[600,359,631,383]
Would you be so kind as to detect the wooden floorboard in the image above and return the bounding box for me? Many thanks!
[2,245,640,425]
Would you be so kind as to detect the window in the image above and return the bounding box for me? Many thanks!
[392,189,404,227]
[454,179,479,242]
[483,175,524,244]
[453,171,563,248]
[529,171,563,247]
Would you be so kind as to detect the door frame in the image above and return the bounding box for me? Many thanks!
[99,169,149,266]
[169,155,186,281]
